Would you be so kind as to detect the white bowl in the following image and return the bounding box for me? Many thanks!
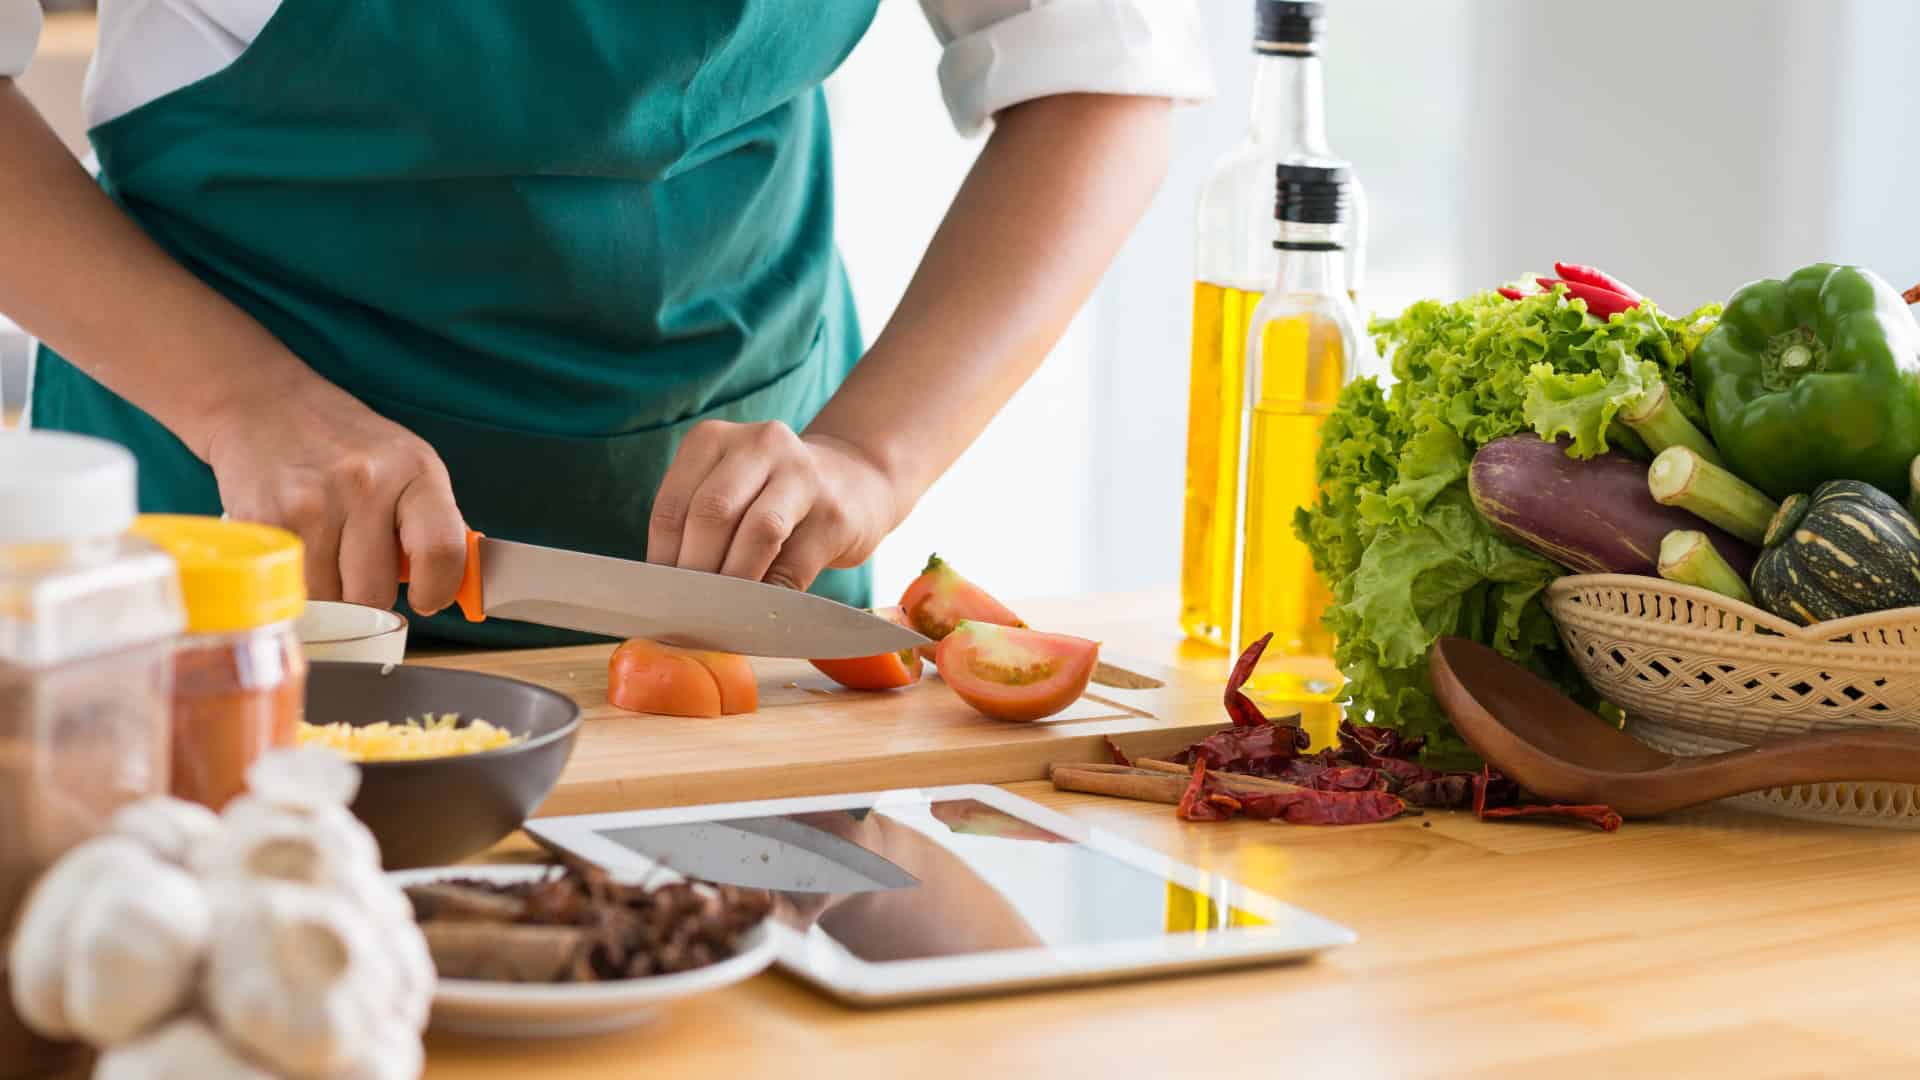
[296,601,408,664]
[390,864,779,1038]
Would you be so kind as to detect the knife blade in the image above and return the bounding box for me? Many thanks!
[400,531,931,660]
[600,816,919,894]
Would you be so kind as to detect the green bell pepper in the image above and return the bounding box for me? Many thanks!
[1694,263,1920,501]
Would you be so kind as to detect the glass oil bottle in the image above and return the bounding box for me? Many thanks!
[1231,162,1372,700]
[1180,0,1366,648]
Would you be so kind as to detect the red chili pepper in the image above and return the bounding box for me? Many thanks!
[1554,261,1643,302]
[1535,277,1639,320]
[1496,286,1528,302]
[1104,737,1133,768]
[1480,803,1624,832]
[1223,632,1273,728]
[1903,282,1919,306]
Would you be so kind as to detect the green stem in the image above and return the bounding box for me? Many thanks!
[1647,446,1779,545]
[1617,380,1723,466]
[1658,529,1754,604]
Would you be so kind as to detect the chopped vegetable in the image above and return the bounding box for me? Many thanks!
[296,714,520,761]
[606,640,757,718]
[935,621,1099,722]
[898,554,1026,660]
[1749,479,1920,625]
[809,606,924,691]
[1646,445,1779,545]
[1296,283,1719,752]
[1657,530,1754,604]
[1470,435,1757,576]
[1694,263,1920,502]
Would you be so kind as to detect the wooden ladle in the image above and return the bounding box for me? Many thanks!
[1429,635,1920,817]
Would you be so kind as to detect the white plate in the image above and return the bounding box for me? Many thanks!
[389,864,779,1039]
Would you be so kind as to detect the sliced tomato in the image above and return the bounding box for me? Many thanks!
[608,640,756,717]
[686,650,759,713]
[810,606,924,691]
[898,554,1025,660]
[935,621,1099,723]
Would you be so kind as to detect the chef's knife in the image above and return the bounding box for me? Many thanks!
[399,530,930,660]
[600,816,919,894]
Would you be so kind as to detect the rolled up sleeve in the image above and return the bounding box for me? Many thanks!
[0,0,40,79]
[920,0,1216,137]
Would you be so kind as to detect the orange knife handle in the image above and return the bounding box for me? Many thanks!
[397,529,486,623]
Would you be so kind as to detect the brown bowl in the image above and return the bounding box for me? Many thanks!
[305,661,583,869]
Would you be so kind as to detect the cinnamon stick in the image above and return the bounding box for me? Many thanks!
[1049,763,1186,804]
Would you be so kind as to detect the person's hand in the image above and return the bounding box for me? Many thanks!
[647,421,903,591]
[202,375,471,613]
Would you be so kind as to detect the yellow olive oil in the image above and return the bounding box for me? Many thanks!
[1236,311,1345,699]
[1179,281,1263,648]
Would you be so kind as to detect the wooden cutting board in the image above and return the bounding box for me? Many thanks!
[418,644,1233,815]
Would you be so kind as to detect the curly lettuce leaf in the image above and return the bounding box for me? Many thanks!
[1296,288,1719,755]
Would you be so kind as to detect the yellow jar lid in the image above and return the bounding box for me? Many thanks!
[132,514,306,634]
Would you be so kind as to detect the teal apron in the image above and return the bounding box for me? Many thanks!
[30,0,881,646]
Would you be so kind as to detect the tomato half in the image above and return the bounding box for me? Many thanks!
[935,621,1099,722]
[608,639,756,717]
[898,554,1025,659]
[809,606,925,691]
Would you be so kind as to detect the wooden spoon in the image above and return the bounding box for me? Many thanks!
[1429,635,1920,817]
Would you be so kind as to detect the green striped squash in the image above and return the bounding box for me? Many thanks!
[1750,480,1920,626]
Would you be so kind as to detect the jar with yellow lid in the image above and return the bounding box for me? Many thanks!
[131,515,307,810]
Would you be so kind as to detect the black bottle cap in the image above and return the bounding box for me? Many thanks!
[1274,162,1349,225]
[1255,1,1324,53]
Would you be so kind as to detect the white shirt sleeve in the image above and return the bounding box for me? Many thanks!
[0,0,42,79]
[919,0,1216,137]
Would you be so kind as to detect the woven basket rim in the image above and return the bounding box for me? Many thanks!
[1546,573,1920,643]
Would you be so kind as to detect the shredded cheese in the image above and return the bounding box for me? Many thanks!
[297,714,521,762]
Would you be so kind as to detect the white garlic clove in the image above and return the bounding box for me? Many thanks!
[245,748,362,811]
[108,797,223,866]
[195,797,382,890]
[322,1019,425,1080]
[63,859,212,1046]
[8,837,154,1040]
[204,884,403,1079]
[93,1016,276,1080]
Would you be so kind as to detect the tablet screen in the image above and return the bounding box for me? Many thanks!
[597,794,1272,964]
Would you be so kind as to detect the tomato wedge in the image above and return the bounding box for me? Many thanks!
[898,554,1025,660]
[935,621,1099,723]
[809,606,925,691]
[608,640,756,717]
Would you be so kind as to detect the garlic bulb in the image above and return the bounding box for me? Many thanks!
[204,883,412,1079]
[94,1016,275,1080]
[8,836,210,1044]
[109,796,223,866]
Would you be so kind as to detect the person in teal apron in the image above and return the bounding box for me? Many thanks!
[0,1,1211,646]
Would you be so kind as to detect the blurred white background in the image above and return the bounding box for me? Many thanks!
[8,0,1918,609]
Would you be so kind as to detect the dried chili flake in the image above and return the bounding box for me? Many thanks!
[1224,633,1275,728]
[1176,761,1233,822]
[1480,804,1623,832]
[1104,737,1133,768]
[1234,786,1405,826]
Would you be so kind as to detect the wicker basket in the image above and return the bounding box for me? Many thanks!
[1543,574,1920,829]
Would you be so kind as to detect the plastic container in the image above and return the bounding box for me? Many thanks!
[131,515,307,811]
[0,432,184,1078]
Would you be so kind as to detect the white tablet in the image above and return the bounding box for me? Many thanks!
[524,785,1355,1005]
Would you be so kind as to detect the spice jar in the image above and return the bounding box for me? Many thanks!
[0,433,184,1079]
[131,516,307,811]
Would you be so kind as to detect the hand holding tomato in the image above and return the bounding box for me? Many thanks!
[647,421,905,593]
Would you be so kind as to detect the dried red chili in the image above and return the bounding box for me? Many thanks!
[1174,760,1405,826]
[1224,632,1274,728]
[1104,737,1133,768]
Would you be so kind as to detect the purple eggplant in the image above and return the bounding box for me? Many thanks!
[1470,435,1757,577]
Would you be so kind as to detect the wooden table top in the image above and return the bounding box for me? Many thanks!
[422,590,1920,1078]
